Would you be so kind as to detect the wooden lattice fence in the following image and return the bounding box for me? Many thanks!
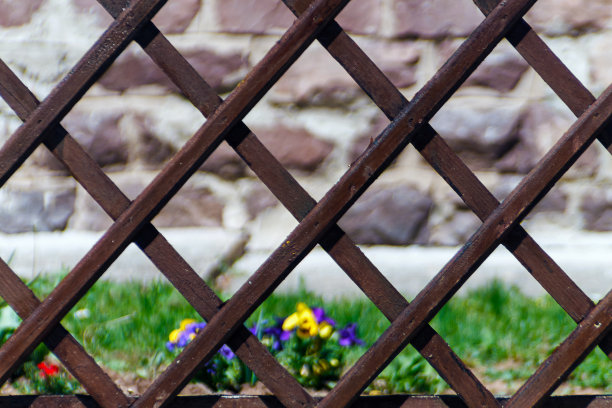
[0,0,610,406]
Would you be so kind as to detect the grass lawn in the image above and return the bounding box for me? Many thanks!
[2,271,610,395]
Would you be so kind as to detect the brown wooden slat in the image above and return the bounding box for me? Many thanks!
[293,0,601,345]
[0,57,312,408]
[302,0,598,335]
[473,0,595,118]
[0,0,607,406]
[0,0,351,401]
[285,0,610,391]
[91,0,316,404]
[0,260,130,408]
[0,0,172,386]
[131,1,539,406]
[79,0,497,405]
[507,290,612,407]
[0,0,168,188]
[272,0,500,404]
[319,79,612,407]
[472,0,612,359]
[1,395,611,408]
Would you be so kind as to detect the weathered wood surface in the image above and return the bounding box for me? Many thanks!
[0,0,609,406]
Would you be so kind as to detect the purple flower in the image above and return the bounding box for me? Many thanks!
[262,318,292,350]
[338,323,365,347]
[176,332,192,348]
[312,307,336,326]
[219,344,235,360]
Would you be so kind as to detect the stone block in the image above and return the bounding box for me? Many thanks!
[493,176,568,215]
[335,0,381,35]
[71,180,224,230]
[0,187,75,233]
[152,0,201,34]
[217,0,382,35]
[391,0,483,39]
[155,186,225,228]
[428,210,481,247]
[498,103,599,177]
[72,0,200,33]
[430,102,524,170]
[358,38,420,89]
[252,125,334,172]
[581,189,612,231]
[350,114,389,163]
[0,0,45,27]
[466,46,529,92]
[339,185,433,245]
[270,45,363,106]
[526,0,612,36]
[245,185,278,220]
[199,142,247,180]
[128,114,177,166]
[61,110,128,169]
[215,0,294,34]
[99,47,247,94]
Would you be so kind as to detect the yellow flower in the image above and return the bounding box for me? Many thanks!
[169,329,181,343]
[318,321,333,339]
[282,302,319,338]
[296,313,318,338]
[179,318,197,331]
[282,312,300,331]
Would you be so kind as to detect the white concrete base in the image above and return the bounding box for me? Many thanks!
[1,228,609,301]
[0,228,246,283]
[230,230,611,301]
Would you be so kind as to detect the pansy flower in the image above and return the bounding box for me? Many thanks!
[338,323,365,347]
[262,318,291,350]
[282,303,319,338]
[282,303,337,339]
[166,319,207,351]
[166,319,236,361]
[219,344,236,360]
[312,307,336,327]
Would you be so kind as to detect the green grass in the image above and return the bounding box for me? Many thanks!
[16,272,611,394]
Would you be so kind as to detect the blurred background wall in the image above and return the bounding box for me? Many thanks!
[1,0,611,298]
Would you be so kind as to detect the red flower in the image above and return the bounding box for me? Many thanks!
[37,362,60,378]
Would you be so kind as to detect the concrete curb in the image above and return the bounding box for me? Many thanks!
[1,228,609,300]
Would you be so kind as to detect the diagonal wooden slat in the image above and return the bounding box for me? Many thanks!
[321,79,612,407]
[293,0,592,325]
[472,0,612,359]
[0,0,171,386]
[0,259,130,408]
[0,0,168,188]
[82,0,497,405]
[132,1,540,406]
[507,290,611,407]
[0,0,352,399]
[0,58,312,407]
[0,0,608,406]
[1,394,611,408]
[286,0,609,363]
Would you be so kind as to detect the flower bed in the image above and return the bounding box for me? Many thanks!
[0,276,609,396]
[165,302,365,391]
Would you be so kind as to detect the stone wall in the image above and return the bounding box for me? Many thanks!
[2,0,612,268]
